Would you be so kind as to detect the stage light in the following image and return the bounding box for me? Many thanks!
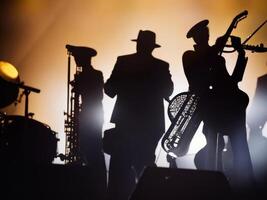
[0,61,19,83]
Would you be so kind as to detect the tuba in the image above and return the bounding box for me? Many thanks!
[161,10,249,157]
[161,92,202,157]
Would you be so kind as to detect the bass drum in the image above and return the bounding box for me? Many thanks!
[0,115,58,165]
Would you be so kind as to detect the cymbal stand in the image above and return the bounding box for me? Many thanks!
[17,83,40,118]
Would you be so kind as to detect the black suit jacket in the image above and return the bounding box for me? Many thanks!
[104,53,173,135]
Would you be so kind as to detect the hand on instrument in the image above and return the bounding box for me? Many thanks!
[231,36,245,54]
[231,35,241,47]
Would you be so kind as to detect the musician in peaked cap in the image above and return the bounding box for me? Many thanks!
[186,19,209,39]
[67,44,107,199]
[104,30,173,200]
[66,44,97,64]
[183,19,254,188]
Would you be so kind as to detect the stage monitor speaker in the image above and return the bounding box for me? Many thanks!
[130,166,232,200]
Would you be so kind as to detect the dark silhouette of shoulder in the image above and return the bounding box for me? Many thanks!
[183,50,196,58]
[93,68,104,82]
[94,68,103,76]
[116,53,169,65]
[154,57,170,69]
[182,50,197,66]
[111,53,171,80]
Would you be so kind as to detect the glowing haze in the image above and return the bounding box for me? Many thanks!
[0,0,266,167]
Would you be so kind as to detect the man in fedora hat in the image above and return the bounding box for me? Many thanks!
[182,19,254,188]
[66,45,107,199]
[104,30,173,200]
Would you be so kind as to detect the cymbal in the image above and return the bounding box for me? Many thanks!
[0,61,20,108]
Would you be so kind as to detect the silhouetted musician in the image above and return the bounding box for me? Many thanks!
[248,73,267,140]
[67,45,107,200]
[247,73,267,181]
[182,19,254,187]
[104,30,173,200]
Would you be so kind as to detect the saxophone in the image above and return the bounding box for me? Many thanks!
[62,46,83,165]
[64,76,82,164]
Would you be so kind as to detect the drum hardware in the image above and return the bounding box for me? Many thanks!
[0,61,59,165]
[1,115,59,165]
[0,81,58,164]
[16,82,40,118]
[0,61,41,117]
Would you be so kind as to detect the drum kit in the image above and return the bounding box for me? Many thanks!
[0,61,59,165]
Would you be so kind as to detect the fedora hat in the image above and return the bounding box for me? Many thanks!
[131,30,161,48]
[66,44,97,58]
[186,20,209,39]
